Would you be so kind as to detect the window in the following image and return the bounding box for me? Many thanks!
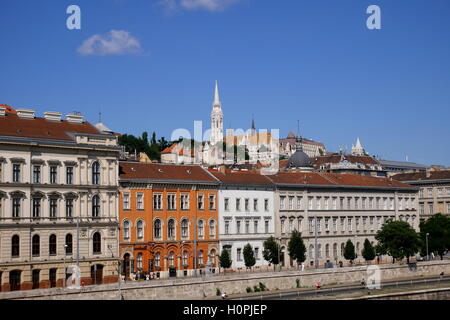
[348,218,353,231]
[297,197,302,210]
[288,219,293,233]
[255,247,259,260]
[65,234,73,255]
[447,203,450,214]
[429,204,434,215]
[324,198,329,210]
[209,220,215,236]
[13,164,21,182]
[333,243,338,258]
[265,220,269,233]
[316,197,321,210]
[198,220,204,237]
[264,199,269,211]
[92,162,100,185]
[12,198,20,218]
[181,219,189,238]
[289,196,294,210]
[245,198,249,211]
[355,197,360,209]
[11,235,20,257]
[245,220,250,234]
[224,220,230,234]
[123,193,130,210]
[340,197,344,209]
[153,194,162,210]
[317,218,322,232]
[325,218,330,231]
[32,270,40,290]
[32,235,40,257]
[33,165,41,184]
[49,234,57,255]
[356,217,360,231]
[167,194,176,210]
[237,248,242,261]
[66,199,73,218]
[50,199,57,218]
[198,194,204,210]
[281,219,285,233]
[341,218,346,231]
[92,195,100,217]
[362,198,366,210]
[428,188,433,198]
[224,198,230,211]
[66,167,74,185]
[370,217,374,230]
[137,193,144,210]
[93,232,101,254]
[236,198,241,211]
[333,218,337,232]
[137,220,144,240]
[236,220,241,234]
[347,198,351,210]
[253,198,258,211]
[50,166,57,184]
[332,198,337,210]
[198,250,204,265]
[419,204,424,215]
[325,244,330,258]
[169,251,175,267]
[137,253,143,269]
[308,197,313,210]
[182,251,188,266]
[309,218,314,232]
[280,196,286,210]
[154,219,161,238]
[32,198,41,218]
[209,195,215,210]
[155,253,161,267]
[168,219,175,239]
[181,194,189,210]
[254,220,259,234]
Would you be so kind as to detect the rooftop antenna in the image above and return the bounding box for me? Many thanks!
[98,110,102,123]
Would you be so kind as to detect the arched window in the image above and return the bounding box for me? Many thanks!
[181,219,188,238]
[92,195,100,217]
[123,220,130,240]
[92,161,100,185]
[154,219,161,239]
[209,249,216,265]
[209,220,215,236]
[333,243,338,258]
[198,219,204,237]
[65,234,73,255]
[155,252,161,267]
[93,232,101,254]
[198,250,204,265]
[32,235,40,257]
[49,234,57,256]
[169,251,175,267]
[11,235,20,257]
[137,253,143,269]
[325,243,330,258]
[137,220,144,240]
[182,251,188,266]
[309,244,314,258]
[168,219,175,239]
[341,243,345,256]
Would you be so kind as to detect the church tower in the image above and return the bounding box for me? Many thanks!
[210,80,223,146]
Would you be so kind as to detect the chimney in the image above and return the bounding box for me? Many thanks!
[44,111,62,122]
[16,109,36,119]
[66,113,84,123]
[0,106,5,117]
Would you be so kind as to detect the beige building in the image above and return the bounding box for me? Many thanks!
[393,169,450,219]
[0,106,120,291]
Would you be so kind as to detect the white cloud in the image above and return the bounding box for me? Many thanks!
[160,0,241,12]
[77,30,142,56]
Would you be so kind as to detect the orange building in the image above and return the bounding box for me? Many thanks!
[119,162,220,279]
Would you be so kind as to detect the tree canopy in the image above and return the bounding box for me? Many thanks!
[287,230,306,265]
[263,236,280,268]
[419,213,450,260]
[375,219,421,263]
[343,239,356,263]
[243,243,256,268]
[362,238,376,262]
[118,131,172,161]
[219,249,232,269]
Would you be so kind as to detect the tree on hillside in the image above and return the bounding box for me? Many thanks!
[219,249,232,270]
[344,239,356,264]
[362,239,376,263]
[263,236,280,270]
[375,219,421,263]
[243,243,256,269]
[118,131,166,161]
[419,213,450,260]
[287,230,306,267]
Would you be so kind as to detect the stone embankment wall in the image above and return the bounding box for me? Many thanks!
[2,260,449,300]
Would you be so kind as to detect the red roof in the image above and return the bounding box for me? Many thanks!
[392,170,450,182]
[209,170,274,185]
[0,105,17,114]
[311,154,380,168]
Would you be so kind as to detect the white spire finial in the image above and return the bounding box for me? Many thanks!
[214,80,220,105]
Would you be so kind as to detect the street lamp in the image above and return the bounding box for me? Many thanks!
[181,241,186,276]
[426,233,430,261]
[63,244,68,288]
[278,237,282,271]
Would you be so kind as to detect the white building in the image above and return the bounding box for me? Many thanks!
[210,170,275,270]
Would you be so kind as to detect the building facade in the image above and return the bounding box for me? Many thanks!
[393,169,450,219]
[267,172,419,268]
[119,162,220,279]
[210,170,275,270]
[0,106,120,292]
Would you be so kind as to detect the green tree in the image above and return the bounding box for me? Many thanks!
[361,238,376,263]
[419,213,450,260]
[375,219,421,263]
[263,236,280,270]
[344,239,356,264]
[243,243,256,269]
[287,230,306,266]
[219,249,232,270]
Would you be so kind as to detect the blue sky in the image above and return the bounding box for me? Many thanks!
[1,0,449,166]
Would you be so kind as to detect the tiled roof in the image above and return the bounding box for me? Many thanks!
[392,170,450,182]
[0,104,17,114]
[311,154,380,168]
[209,170,274,185]
[161,143,194,157]
[119,162,218,183]
[267,172,336,186]
[0,110,101,142]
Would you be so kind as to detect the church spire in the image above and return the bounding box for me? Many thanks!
[296,120,303,151]
[251,115,256,132]
[213,80,221,107]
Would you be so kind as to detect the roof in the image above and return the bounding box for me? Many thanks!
[209,170,274,186]
[161,143,194,157]
[378,159,428,169]
[119,162,218,183]
[0,111,102,142]
[312,154,380,167]
[0,104,17,114]
[392,170,450,182]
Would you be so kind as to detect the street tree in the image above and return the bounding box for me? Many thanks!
[419,213,450,260]
[219,249,232,270]
[344,239,356,264]
[243,243,256,269]
[361,238,376,263]
[287,230,306,267]
[263,236,280,270]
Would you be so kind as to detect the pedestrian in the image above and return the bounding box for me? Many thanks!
[315,282,321,290]
[361,278,366,287]
[221,292,228,300]
[146,274,150,281]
